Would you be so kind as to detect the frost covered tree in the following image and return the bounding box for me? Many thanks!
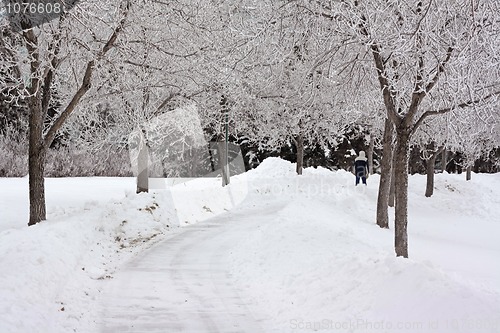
[1,0,245,216]
[224,1,361,175]
[310,0,500,257]
[410,115,449,197]
[68,0,253,190]
[74,1,211,193]
[447,106,500,181]
[0,1,132,225]
[359,0,498,257]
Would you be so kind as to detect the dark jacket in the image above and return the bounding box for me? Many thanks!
[354,159,368,177]
[354,151,369,177]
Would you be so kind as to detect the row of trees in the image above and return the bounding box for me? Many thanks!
[1,0,499,257]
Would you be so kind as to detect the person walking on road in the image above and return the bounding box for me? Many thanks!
[354,151,369,186]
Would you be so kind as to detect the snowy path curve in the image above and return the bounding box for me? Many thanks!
[99,203,280,333]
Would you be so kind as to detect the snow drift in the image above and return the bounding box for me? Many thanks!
[0,157,499,332]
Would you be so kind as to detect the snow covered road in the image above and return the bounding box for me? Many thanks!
[2,158,500,333]
[98,203,281,333]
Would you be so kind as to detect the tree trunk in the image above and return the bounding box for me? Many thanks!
[28,75,46,226]
[295,133,304,175]
[424,144,443,198]
[28,96,47,225]
[466,165,472,181]
[394,131,410,258]
[136,130,149,193]
[218,141,230,186]
[441,149,448,173]
[208,143,216,172]
[367,133,375,175]
[23,27,46,226]
[28,148,47,226]
[376,119,393,229]
[425,153,437,197]
[388,152,396,208]
[219,95,230,186]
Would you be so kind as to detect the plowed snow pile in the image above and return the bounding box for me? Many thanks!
[1,157,499,332]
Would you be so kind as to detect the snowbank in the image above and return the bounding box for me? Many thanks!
[0,157,499,332]
[0,177,244,332]
[230,158,500,333]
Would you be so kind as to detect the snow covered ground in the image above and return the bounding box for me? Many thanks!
[1,157,499,332]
